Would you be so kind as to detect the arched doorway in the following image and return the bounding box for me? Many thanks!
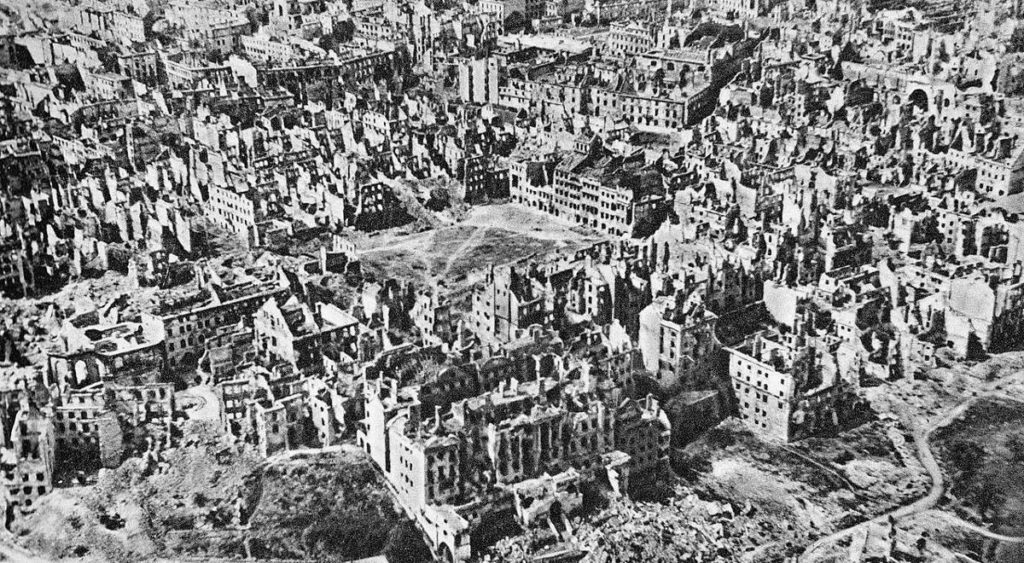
[438,543,455,563]
[908,89,929,112]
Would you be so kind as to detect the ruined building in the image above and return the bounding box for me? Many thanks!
[357,356,669,562]
[725,327,856,442]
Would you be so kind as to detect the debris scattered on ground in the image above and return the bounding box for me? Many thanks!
[14,422,425,562]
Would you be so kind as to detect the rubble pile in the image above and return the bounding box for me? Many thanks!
[0,301,57,366]
[142,422,262,532]
[576,494,740,562]
[12,420,261,561]
[13,423,417,561]
[487,486,806,563]
[0,272,173,367]
[385,178,452,230]
[4,0,1024,558]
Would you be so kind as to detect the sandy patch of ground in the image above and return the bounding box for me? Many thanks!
[357,203,605,291]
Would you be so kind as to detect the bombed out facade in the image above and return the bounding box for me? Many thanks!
[1,0,1023,561]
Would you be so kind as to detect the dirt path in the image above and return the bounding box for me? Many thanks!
[922,510,1024,543]
[357,234,428,255]
[437,226,489,280]
[800,388,1024,561]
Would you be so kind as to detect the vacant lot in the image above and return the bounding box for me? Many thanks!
[932,397,1024,561]
[676,418,929,562]
[242,447,429,562]
[358,203,604,290]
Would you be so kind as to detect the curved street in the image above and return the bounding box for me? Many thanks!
[800,391,1024,561]
[923,510,1024,543]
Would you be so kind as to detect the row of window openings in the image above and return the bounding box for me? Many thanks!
[3,472,45,482]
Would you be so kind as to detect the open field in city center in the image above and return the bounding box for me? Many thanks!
[355,203,606,291]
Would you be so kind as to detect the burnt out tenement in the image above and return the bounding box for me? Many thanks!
[2,0,1024,561]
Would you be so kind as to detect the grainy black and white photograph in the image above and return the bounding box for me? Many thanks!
[0,0,1023,561]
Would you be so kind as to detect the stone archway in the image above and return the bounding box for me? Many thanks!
[902,82,955,116]
[908,88,929,112]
